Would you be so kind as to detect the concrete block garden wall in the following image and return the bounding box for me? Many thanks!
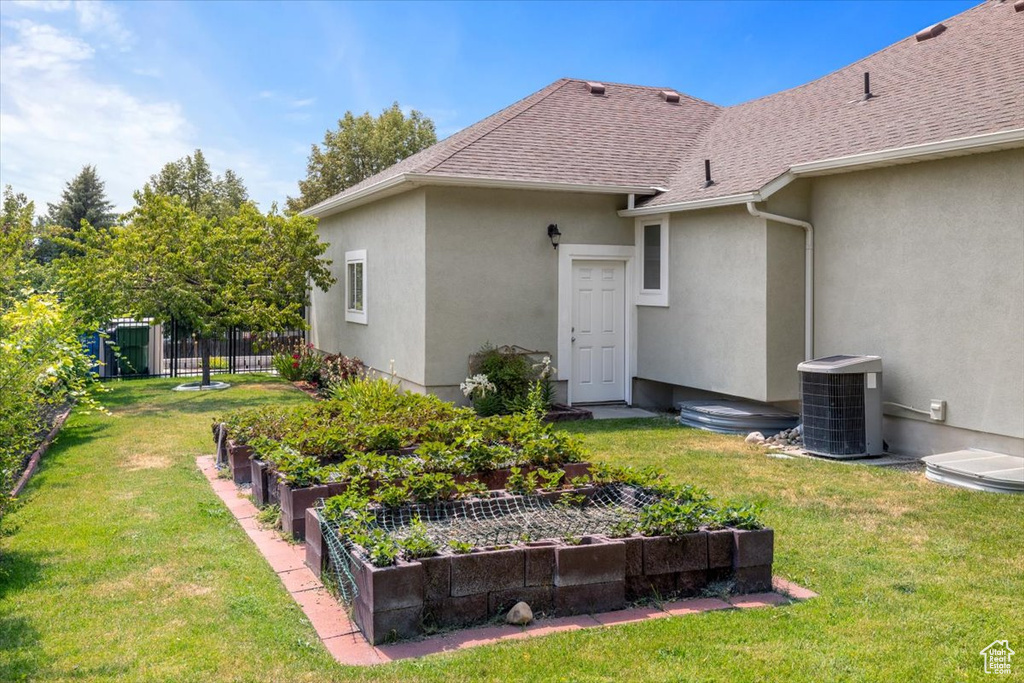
[307,508,774,645]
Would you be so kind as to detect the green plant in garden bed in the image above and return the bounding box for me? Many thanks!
[462,344,558,416]
[313,352,363,396]
[216,374,588,490]
[395,518,439,560]
[271,340,323,381]
[637,499,711,537]
[710,502,764,530]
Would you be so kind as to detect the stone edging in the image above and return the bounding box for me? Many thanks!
[198,454,818,667]
[11,406,74,497]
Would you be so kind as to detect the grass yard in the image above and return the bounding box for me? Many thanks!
[1,377,1021,682]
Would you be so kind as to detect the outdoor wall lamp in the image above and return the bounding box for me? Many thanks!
[547,223,562,249]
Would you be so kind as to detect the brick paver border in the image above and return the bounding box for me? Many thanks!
[197,455,818,666]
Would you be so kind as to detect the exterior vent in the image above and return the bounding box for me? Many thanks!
[915,23,947,41]
[660,90,681,103]
[586,81,606,95]
[798,355,884,458]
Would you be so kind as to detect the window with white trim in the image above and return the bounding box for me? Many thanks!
[345,249,367,324]
[636,217,669,306]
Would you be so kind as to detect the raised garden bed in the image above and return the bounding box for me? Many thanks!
[276,462,593,540]
[213,376,591,540]
[309,484,774,644]
[320,524,772,644]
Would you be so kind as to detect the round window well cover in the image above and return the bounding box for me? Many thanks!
[677,399,798,436]
[173,381,231,392]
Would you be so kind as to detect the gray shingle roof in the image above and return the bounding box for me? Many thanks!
[645,0,1024,208]
[311,1,1023,215]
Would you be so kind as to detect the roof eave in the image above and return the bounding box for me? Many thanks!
[786,128,1024,177]
[620,128,1024,218]
[304,173,662,219]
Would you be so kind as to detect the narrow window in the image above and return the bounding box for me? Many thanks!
[348,262,363,311]
[636,217,669,306]
[643,224,661,290]
[345,250,367,324]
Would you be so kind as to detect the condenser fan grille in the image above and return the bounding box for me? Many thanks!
[801,372,866,456]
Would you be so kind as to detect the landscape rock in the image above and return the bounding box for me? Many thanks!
[506,601,533,625]
[745,432,766,444]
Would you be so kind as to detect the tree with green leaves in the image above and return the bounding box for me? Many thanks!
[146,149,249,220]
[2,185,46,297]
[34,166,116,264]
[2,187,106,521]
[287,102,436,213]
[56,190,335,386]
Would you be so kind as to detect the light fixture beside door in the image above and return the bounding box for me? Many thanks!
[547,223,561,249]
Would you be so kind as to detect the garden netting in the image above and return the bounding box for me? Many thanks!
[318,483,666,603]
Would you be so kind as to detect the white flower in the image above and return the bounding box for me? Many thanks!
[533,356,556,379]
[460,373,496,398]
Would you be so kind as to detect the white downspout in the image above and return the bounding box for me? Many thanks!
[746,202,814,361]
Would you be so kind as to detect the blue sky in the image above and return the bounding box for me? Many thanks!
[0,0,977,213]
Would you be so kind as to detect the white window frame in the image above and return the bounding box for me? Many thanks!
[345,249,367,324]
[636,215,669,307]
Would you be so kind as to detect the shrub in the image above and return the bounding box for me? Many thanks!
[315,353,362,396]
[1,294,106,523]
[271,340,322,382]
[464,345,557,416]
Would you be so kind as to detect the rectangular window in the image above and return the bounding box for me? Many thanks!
[636,217,669,307]
[345,250,367,324]
[643,224,661,290]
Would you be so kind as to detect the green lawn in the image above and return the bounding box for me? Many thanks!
[2,377,1021,682]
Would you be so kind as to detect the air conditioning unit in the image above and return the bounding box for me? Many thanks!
[798,355,884,458]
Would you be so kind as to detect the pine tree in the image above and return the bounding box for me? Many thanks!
[37,166,116,263]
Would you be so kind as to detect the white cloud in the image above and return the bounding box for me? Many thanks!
[8,1,73,12]
[289,97,316,108]
[74,0,133,50]
[7,0,132,50]
[0,19,192,211]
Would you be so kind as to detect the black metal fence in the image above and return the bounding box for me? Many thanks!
[89,318,305,379]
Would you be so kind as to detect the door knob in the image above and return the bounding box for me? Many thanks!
[571,336,576,343]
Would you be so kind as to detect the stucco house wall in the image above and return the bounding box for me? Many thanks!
[636,207,769,401]
[809,149,1024,455]
[423,187,633,400]
[309,189,427,387]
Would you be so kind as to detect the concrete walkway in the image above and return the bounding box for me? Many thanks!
[589,405,661,420]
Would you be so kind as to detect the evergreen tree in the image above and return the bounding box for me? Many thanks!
[37,166,115,263]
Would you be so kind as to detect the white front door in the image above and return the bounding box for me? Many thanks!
[571,259,626,403]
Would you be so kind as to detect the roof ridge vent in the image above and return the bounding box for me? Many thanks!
[585,81,606,95]
[915,22,947,41]
[660,90,681,103]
